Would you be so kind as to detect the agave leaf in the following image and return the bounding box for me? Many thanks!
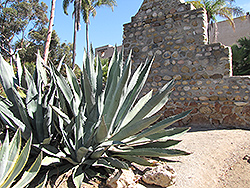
[57,55,65,72]
[126,80,175,127]
[12,87,32,129]
[117,90,153,131]
[42,156,60,166]
[51,105,71,124]
[0,130,10,183]
[0,56,31,130]
[25,73,38,119]
[125,61,143,94]
[12,152,42,188]
[76,147,89,163]
[146,127,191,141]
[111,148,190,157]
[105,157,129,169]
[62,157,78,165]
[15,54,22,86]
[51,64,74,113]
[81,66,95,114]
[0,129,21,184]
[104,54,131,133]
[126,110,192,143]
[40,145,65,158]
[0,136,32,188]
[113,155,153,166]
[43,79,57,137]
[112,57,154,133]
[23,67,34,90]
[96,93,104,122]
[145,80,175,118]
[93,158,115,169]
[72,165,85,188]
[103,48,123,113]
[61,128,77,161]
[0,54,16,98]
[35,52,47,85]
[111,115,161,142]
[35,81,45,143]
[112,80,174,141]
[35,172,48,188]
[131,140,182,149]
[95,116,108,144]
[43,75,56,106]
[90,147,105,159]
[66,65,82,113]
[48,163,73,178]
[0,100,27,133]
[95,55,103,99]
[0,95,12,106]
[74,103,86,151]
[104,47,120,99]
[57,88,74,120]
[83,48,96,92]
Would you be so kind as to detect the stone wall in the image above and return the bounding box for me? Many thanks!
[122,0,250,129]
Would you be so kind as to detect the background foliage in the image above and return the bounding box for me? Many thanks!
[0,0,73,66]
[232,36,250,75]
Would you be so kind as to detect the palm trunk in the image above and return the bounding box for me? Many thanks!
[44,0,56,64]
[86,23,89,53]
[72,13,77,69]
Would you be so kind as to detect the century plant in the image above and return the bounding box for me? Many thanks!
[0,53,57,145]
[0,129,42,188]
[46,48,191,187]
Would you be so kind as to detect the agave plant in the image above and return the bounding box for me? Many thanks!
[0,129,42,188]
[45,48,191,187]
[0,53,58,144]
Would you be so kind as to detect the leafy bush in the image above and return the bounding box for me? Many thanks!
[232,36,250,75]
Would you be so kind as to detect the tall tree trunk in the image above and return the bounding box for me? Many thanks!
[72,11,77,69]
[44,0,56,64]
[86,23,89,53]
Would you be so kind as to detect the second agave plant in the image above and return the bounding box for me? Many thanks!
[48,48,191,187]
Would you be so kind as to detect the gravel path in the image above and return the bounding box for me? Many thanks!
[170,129,250,188]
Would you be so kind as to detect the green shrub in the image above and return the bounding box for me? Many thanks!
[232,36,250,75]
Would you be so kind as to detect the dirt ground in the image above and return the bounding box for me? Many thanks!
[169,129,250,188]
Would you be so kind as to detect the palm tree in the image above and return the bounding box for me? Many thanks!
[188,0,244,43]
[82,0,117,52]
[63,0,81,69]
[63,0,117,68]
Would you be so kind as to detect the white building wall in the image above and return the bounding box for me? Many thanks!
[210,15,250,46]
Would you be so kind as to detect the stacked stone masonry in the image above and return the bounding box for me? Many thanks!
[123,0,250,128]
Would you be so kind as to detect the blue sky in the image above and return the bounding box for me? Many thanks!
[42,0,250,66]
[43,0,142,65]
